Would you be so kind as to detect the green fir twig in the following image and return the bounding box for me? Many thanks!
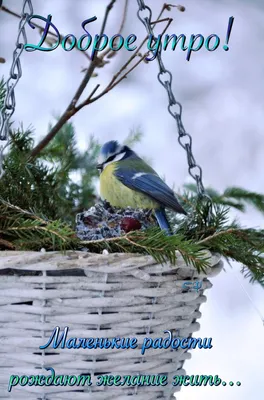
[0,125,263,286]
[0,199,78,251]
[81,227,211,272]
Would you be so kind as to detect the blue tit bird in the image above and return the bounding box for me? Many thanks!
[97,140,187,234]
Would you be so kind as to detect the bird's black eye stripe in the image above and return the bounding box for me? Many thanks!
[105,148,125,163]
[105,154,116,163]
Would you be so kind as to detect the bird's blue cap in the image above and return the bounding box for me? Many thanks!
[100,140,120,157]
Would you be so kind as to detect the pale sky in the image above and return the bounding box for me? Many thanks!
[0,0,264,399]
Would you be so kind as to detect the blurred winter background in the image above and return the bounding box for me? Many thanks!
[0,0,263,399]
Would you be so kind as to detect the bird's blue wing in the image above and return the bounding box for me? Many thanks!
[114,168,186,214]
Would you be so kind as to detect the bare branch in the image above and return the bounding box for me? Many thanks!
[81,0,129,72]
[29,2,176,159]
[76,17,172,110]
[103,0,129,59]
[29,0,117,159]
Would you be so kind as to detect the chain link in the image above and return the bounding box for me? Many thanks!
[0,0,207,195]
[136,0,209,199]
[0,0,34,178]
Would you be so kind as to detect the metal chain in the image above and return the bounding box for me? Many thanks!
[136,0,208,198]
[0,0,34,178]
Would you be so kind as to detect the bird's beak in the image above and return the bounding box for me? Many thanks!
[97,163,103,171]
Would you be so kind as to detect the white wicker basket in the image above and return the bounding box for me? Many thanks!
[0,250,222,399]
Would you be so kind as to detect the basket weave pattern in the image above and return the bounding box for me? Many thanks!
[0,250,222,399]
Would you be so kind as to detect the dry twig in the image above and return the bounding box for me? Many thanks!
[1,1,181,159]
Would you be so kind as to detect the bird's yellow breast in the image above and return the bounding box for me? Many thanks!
[100,163,159,209]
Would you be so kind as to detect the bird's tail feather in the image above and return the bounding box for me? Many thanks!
[154,208,172,236]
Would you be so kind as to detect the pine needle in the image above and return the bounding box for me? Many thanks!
[82,227,212,272]
[0,125,263,286]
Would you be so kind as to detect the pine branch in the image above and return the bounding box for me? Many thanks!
[81,227,211,272]
[170,192,232,240]
[168,192,264,286]
[0,199,78,251]
[0,125,263,285]
[123,127,143,147]
[223,187,264,213]
[185,183,264,214]
[197,225,264,286]
[0,126,100,223]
